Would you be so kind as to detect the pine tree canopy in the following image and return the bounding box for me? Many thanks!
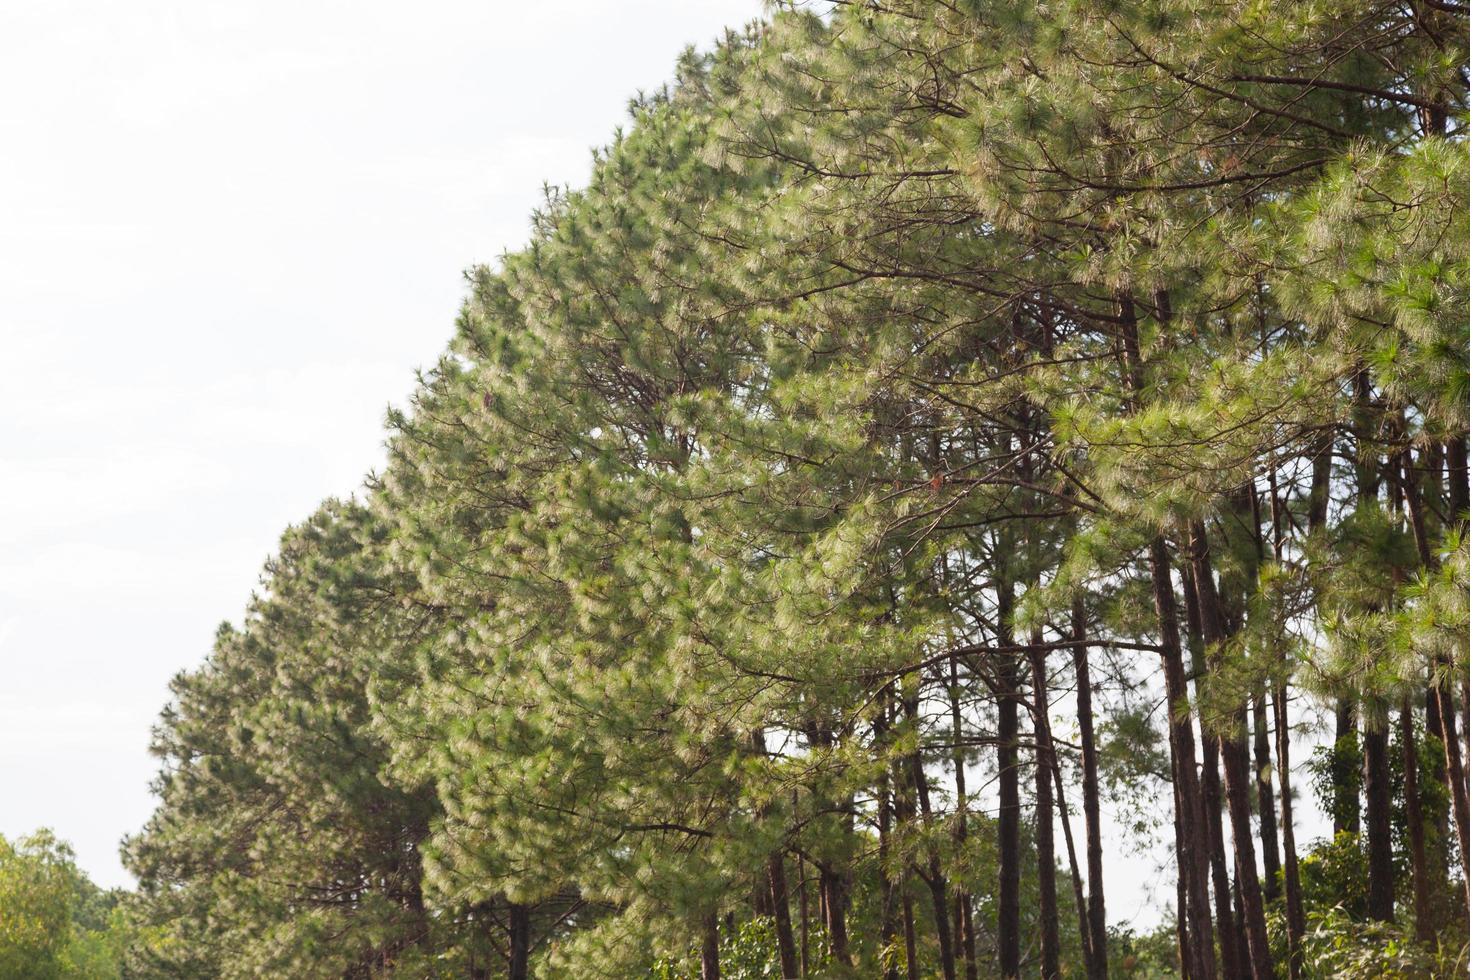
[106,2,1470,977]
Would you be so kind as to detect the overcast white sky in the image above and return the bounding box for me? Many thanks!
[0,0,765,889]
[0,0,1328,931]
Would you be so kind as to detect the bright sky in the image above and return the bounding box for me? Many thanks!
[0,0,1329,931]
[0,0,765,890]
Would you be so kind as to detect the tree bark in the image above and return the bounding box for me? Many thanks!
[1072,599,1108,979]
[1252,692,1281,903]
[1401,699,1433,941]
[949,658,979,980]
[769,853,799,979]
[819,866,851,967]
[907,687,958,980]
[700,914,720,980]
[1363,718,1395,921]
[1120,295,1212,977]
[1187,521,1273,980]
[997,580,1022,979]
[1181,563,1240,980]
[1148,537,1216,980]
[508,903,531,980]
[1030,635,1061,980]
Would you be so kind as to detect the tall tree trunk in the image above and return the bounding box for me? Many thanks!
[1181,564,1240,980]
[949,659,979,980]
[1149,537,1217,980]
[878,722,900,980]
[1269,469,1305,976]
[1030,636,1061,980]
[820,866,851,967]
[902,888,920,980]
[1072,599,1108,979]
[1171,737,1194,980]
[907,686,958,980]
[1364,717,1395,921]
[1272,686,1305,977]
[508,903,531,980]
[1188,521,1274,980]
[1401,698,1433,942]
[1331,701,1361,837]
[700,914,720,980]
[1434,683,1470,931]
[1252,691,1281,902]
[797,850,809,977]
[997,580,1023,979]
[1120,296,1213,977]
[769,853,799,979]
[1401,442,1470,930]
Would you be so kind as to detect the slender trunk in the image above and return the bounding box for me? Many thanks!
[902,889,920,980]
[1331,701,1361,837]
[949,659,979,980]
[1030,635,1060,979]
[1402,443,1470,929]
[1049,752,1093,978]
[878,734,899,980]
[907,688,957,980]
[1435,683,1470,931]
[1232,877,1251,980]
[1268,471,1305,976]
[1171,733,1194,980]
[700,915,720,980]
[1072,599,1108,979]
[1401,699,1433,942]
[1188,521,1273,979]
[1364,718,1395,921]
[1181,564,1240,980]
[1120,296,1212,977]
[769,853,799,979]
[820,866,851,966]
[1272,686,1305,977]
[1149,537,1216,980]
[1253,692,1281,902]
[798,851,809,977]
[997,580,1022,979]
[508,903,531,980]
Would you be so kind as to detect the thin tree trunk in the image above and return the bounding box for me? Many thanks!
[1181,564,1240,980]
[949,659,980,980]
[1269,468,1305,976]
[1170,729,1194,980]
[1072,599,1108,979]
[1364,718,1395,921]
[508,903,531,980]
[798,850,809,977]
[1148,537,1216,980]
[908,687,958,980]
[1188,521,1274,980]
[820,866,851,967]
[1401,442,1470,930]
[700,914,720,980]
[878,717,899,980]
[1253,692,1281,902]
[1120,296,1212,978]
[769,853,799,979]
[997,580,1022,979]
[1273,686,1305,978]
[903,888,920,980]
[1030,634,1060,979]
[1401,698,1433,942]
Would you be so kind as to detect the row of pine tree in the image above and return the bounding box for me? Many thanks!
[124,2,1470,977]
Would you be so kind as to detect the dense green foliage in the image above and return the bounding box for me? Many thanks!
[119,1,1470,976]
[0,830,130,978]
